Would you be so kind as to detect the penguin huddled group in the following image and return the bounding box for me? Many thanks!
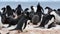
[0,3,60,33]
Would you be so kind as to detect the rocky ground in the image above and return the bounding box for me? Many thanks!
[0,28,60,34]
[0,24,60,34]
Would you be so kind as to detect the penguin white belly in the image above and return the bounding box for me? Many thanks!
[55,13,60,23]
[50,11,60,23]
[0,16,3,29]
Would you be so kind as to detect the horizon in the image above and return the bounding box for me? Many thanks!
[0,1,60,13]
[0,0,60,2]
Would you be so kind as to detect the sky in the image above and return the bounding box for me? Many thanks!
[0,0,60,2]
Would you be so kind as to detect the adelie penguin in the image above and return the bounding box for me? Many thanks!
[9,8,29,32]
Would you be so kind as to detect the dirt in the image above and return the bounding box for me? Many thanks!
[0,28,60,34]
